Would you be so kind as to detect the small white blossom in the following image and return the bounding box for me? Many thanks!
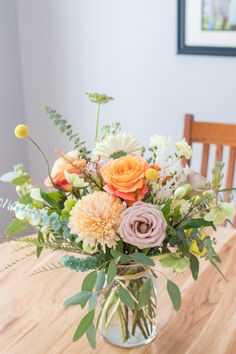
[150,135,172,149]
[176,139,192,159]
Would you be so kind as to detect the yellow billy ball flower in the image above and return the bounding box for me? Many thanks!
[145,168,158,182]
[187,229,207,256]
[14,124,29,139]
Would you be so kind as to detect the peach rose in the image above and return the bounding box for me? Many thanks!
[100,155,149,205]
[45,151,87,192]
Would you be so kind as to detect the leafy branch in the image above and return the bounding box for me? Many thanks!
[44,106,90,157]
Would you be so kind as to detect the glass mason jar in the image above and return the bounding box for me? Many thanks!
[100,264,157,348]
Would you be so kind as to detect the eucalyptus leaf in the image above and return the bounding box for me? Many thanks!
[118,286,135,309]
[73,310,95,342]
[167,279,181,311]
[129,252,155,267]
[95,270,105,291]
[111,249,130,263]
[82,271,97,292]
[88,293,98,310]
[138,279,152,308]
[64,290,92,307]
[86,323,96,349]
[107,260,117,285]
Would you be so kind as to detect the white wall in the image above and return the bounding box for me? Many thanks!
[0,0,28,235]
[16,0,236,183]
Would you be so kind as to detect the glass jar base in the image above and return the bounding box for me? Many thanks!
[102,324,157,348]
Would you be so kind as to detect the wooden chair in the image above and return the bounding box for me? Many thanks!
[183,114,236,226]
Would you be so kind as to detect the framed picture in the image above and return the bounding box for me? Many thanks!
[178,0,236,56]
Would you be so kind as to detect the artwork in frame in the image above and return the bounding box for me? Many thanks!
[178,0,236,56]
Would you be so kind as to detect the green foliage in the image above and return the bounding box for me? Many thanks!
[110,249,130,263]
[88,293,98,311]
[5,219,29,236]
[189,254,199,280]
[64,290,92,307]
[40,190,65,209]
[61,254,110,272]
[73,310,95,342]
[101,122,121,140]
[44,106,90,157]
[82,271,97,292]
[36,231,44,257]
[11,175,30,186]
[86,323,96,349]
[138,279,152,308]
[160,253,190,272]
[167,279,181,311]
[118,287,135,309]
[107,260,117,284]
[129,252,155,267]
[177,218,213,230]
[212,161,224,191]
[95,271,105,291]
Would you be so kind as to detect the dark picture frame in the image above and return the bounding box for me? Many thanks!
[177,0,236,56]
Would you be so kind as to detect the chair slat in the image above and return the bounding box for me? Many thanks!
[226,148,236,189]
[215,145,223,162]
[201,144,209,177]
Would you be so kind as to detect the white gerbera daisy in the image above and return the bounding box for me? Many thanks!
[93,133,142,159]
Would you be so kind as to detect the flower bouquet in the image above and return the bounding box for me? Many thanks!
[1,93,235,349]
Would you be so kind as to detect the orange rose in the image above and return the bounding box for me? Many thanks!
[100,155,149,205]
[45,151,87,192]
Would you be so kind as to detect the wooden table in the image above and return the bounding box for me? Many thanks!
[0,227,236,354]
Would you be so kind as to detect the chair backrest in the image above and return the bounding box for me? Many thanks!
[184,114,236,226]
[184,114,236,188]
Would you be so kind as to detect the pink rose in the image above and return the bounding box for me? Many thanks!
[118,202,167,249]
[187,171,210,193]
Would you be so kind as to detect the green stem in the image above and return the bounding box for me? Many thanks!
[95,103,101,142]
[137,317,148,339]
[124,305,130,339]
[27,136,57,190]
[105,295,120,328]
[118,304,127,342]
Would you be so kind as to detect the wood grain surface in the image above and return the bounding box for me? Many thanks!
[0,227,236,354]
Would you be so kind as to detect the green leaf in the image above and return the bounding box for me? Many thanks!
[118,286,135,309]
[0,171,18,182]
[111,249,130,263]
[73,310,95,342]
[189,254,199,280]
[19,193,33,205]
[160,254,190,272]
[138,279,152,308]
[40,190,65,209]
[95,271,105,291]
[88,293,98,310]
[107,260,117,285]
[36,231,44,258]
[178,218,213,230]
[167,279,181,311]
[64,290,92,307]
[11,175,30,186]
[5,219,29,236]
[129,252,155,267]
[82,271,97,292]
[86,323,96,349]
